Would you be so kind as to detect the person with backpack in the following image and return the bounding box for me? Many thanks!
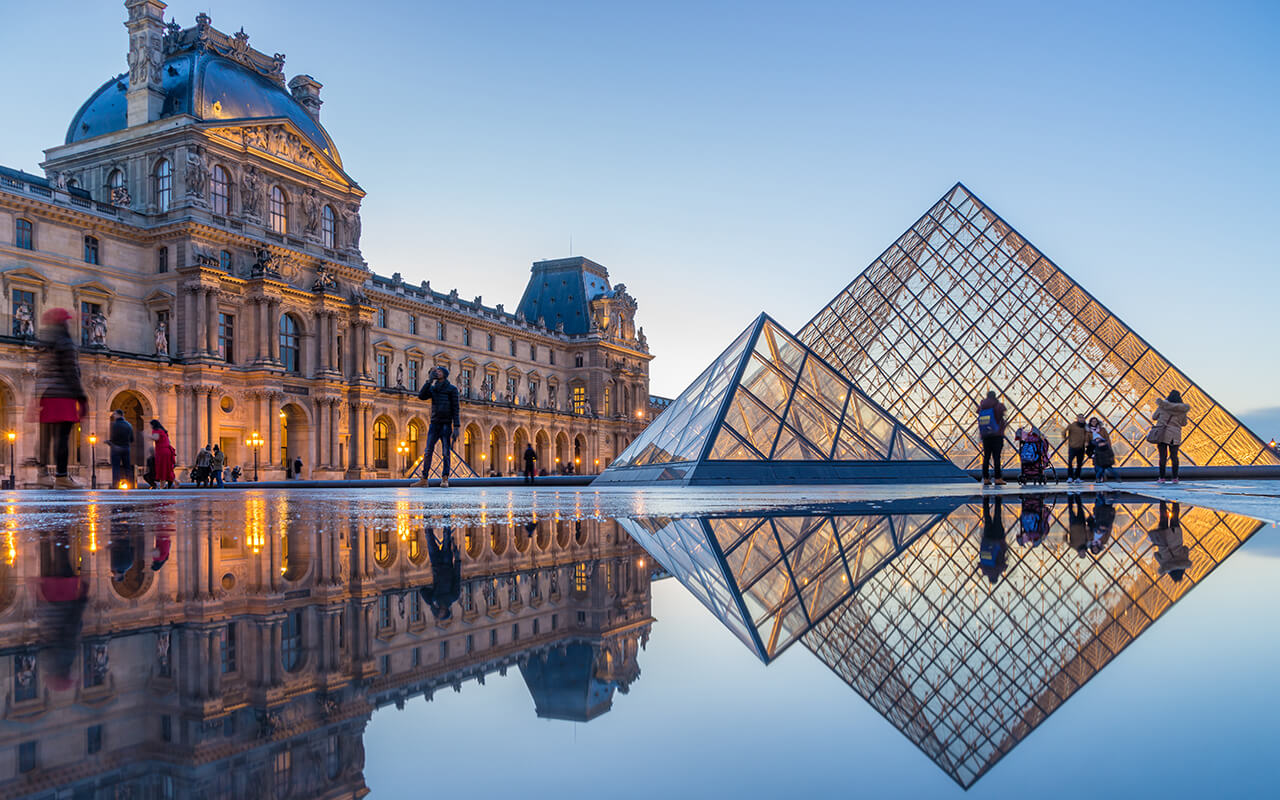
[976,390,1007,486]
[1061,413,1090,484]
[1087,418,1119,482]
[522,443,537,485]
[1150,390,1191,484]
[978,495,1008,584]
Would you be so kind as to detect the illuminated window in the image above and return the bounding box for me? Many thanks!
[218,313,234,363]
[604,385,611,416]
[375,528,390,566]
[373,419,389,469]
[574,562,588,592]
[211,165,229,214]
[321,204,335,248]
[154,159,171,212]
[572,386,586,415]
[269,186,287,233]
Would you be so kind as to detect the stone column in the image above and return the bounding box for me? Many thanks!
[267,300,280,362]
[268,393,279,466]
[361,323,372,377]
[205,389,215,446]
[362,404,372,469]
[193,386,207,453]
[185,287,200,357]
[330,401,340,469]
[254,298,266,362]
[316,312,328,373]
[347,401,361,476]
[205,289,218,355]
[331,321,341,376]
[314,399,325,469]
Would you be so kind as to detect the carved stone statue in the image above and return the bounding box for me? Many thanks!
[185,146,209,202]
[302,188,320,236]
[111,184,132,207]
[244,127,267,151]
[343,203,362,250]
[240,165,262,217]
[13,302,34,337]
[89,312,108,348]
[637,326,648,348]
[154,319,169,356]
[49,171,68,191]
[250,248,279,279]
[311,266,338,294]
[395,364,404,388]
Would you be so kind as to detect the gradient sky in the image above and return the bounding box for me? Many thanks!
[5,1,1277,421]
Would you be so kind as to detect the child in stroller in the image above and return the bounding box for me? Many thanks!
[1015,426,1055,485]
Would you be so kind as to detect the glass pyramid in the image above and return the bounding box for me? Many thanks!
[408,445,478,480]
[600,314,967,484]
[797,183,1280,470]
[620,499,1265,788]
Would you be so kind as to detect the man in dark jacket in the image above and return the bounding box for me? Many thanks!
[108,409,134,487]
[415,366,461,487]
[522,443,536,485]
[419,526,461,620]
[977,390,1007,486]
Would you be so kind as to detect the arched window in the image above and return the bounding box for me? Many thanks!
[407,421,421,462]
[211,166,230,215]
[321,205,335,248]
[154,159,171,212]
[373,420,389,469]
[279,314,300,374]
[281,611,302,672]
[269,186,287,234]
[15,218,32,250]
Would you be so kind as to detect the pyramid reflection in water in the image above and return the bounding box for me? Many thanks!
[619,497,1264,787]
[798,183,1279,470]
[598,314,967,485]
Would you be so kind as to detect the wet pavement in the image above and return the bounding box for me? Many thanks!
[0,484,1276,798]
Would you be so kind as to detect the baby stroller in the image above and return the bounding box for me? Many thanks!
[1017,496,1052,547]
[1015,427,1056,485]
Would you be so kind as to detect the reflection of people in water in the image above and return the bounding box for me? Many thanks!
[151,502,176,571]
[109,528,135,582]
[1067,493,1089,557]
[37,528,89,691]
[1147,501,1192,582]
[978,496,1008,584]
[420,526,461,620]
[1087,494,1116,555]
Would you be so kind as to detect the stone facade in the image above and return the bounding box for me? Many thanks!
[0,497,654,797]
[0,2,652,484]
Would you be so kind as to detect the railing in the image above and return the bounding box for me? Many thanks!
[0,173,119,218]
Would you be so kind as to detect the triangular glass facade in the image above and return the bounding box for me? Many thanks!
[410,445,478,480]
[602,314,963,484]
[798,183,1280,469]
[620,500,1265,787]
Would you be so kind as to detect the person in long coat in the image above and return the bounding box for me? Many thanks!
[1152,391,1191,483]
[1146,500,1192,581]
[149,420,177,488]
[35,308,88,488]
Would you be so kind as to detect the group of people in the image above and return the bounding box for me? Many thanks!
[976,389,1192,486]
[191,444,228,487]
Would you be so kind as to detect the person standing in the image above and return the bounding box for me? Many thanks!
[193,445,212,487]
[1087,418,1119,482]
[292,456,303,480]
[1151,390,1190,484]
[1061,413,1089,484]
[978,495,1008,584]
[108,409,134,487]
[210,444,225,488]
[522,443,537,485]
[414,366,460,488]
[976,390,1007,487]
[1146,501,1191,581]
[149,420,177,489]
[35,308,88,489]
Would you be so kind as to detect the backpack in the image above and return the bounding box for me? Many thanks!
[978,408,1000,437]
[1019,440,1041,463]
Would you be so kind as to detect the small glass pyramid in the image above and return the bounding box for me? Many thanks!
[409,445,478,480]
[599,314,968,484]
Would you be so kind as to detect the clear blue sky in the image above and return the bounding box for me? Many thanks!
[5,1,1277,421]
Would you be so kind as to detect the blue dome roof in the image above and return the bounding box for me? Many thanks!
[66,50,341,167]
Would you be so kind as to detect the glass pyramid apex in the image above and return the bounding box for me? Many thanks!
[798,182,1280,470]
[600,314,968,485]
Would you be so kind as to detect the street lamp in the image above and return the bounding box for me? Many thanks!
[246,431,264,481]
[88,433,98,489]
[5,431,14,490]
[396,441,408,475]
[507,453,513,475]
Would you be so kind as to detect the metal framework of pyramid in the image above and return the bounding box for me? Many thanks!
[619,500,1264,788]
[408,445,478,480]
[798,183,1279,470]
[597,314,968,485]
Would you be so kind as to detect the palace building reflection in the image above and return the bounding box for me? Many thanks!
[620,497,1264,787]
[0,497,653,799]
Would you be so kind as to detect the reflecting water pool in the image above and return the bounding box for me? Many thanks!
[0,489,1276,798]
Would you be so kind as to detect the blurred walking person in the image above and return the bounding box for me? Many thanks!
[1150,391,1190,484]
[34,308,88,488]
[108,409,134,487]
[149,420,177,488]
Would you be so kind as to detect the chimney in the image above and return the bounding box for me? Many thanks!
[289,75,324,121]
[124,0,167,126]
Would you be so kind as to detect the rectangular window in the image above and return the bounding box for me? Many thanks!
[83,235,99,264]
[15,218,33,250]
[530,343,537,361]
[377,307,386,327]
[463,328,471,346]
[13,654,37,701]
[529,380,539,406]
[409,592,421,622]
[460,369,472,398]
[412,647,421,667]
[408,359,419,390]
[379,594,391,628]
[512,623,519,642]
[575,353,584,367]
[574,562,589,592]
[18,741,36,773]
[408,315,417,335]
[218,313,234,363]
[552,613,558,631]
[376,353,388,388]
[380,654,390,675]
[157,246,168,273]
[487,333,494,351]
[604,386,611,416]
[162,715,172,743]
[439,641,449,661]
[506,376,518,401]
[573,386,586,415]
[83,643,105,688]
[87,725,103,754]
[80,302,102,347]
[532,618,540,635]
[336,335,344,374]
[489,629,497,647]
[465,634,474,654]
[509,339,517,356]
[220,623,237,673]
[577,611,586,626]
[11,289,35,337]
[437,320,446,341]
[549,349,555,365]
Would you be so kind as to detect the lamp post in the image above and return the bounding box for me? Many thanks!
[5,431,14,490]
[507,453,513,475]
[396,441,407,475]
[88,433,98,489]
[246,431,264,481]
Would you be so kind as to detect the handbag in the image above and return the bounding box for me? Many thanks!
[1145,424,1166,444]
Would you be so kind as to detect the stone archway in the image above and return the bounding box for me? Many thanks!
[488,425,507,475]
[281,403,311,478]
[555,432,569,473]
[463,423,482,473]
[512,428,529,474]
[573,434,587,474]
[535,430,551,473]
[109,390,152,471]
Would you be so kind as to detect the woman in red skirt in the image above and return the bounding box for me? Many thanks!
[148,419,177,488]
[36,308,87,489]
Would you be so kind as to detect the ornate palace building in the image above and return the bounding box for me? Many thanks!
[0,1,653,483]
[0,497,654,797]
